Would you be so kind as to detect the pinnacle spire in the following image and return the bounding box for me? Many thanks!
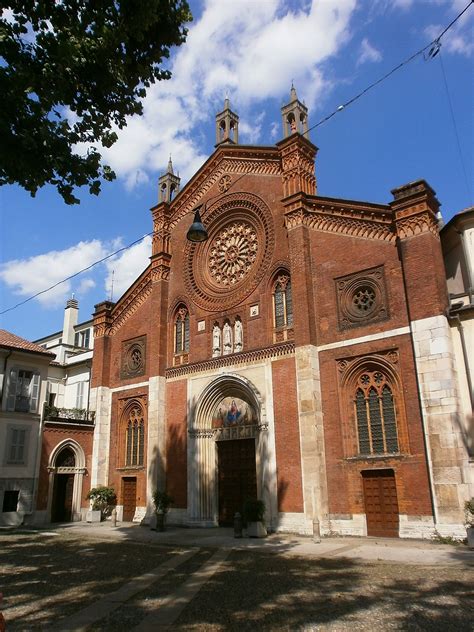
[167,154,174,174]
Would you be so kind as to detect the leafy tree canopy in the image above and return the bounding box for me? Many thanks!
[0,1,191,204]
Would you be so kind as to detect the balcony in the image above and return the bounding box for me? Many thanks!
[44,405,95,426]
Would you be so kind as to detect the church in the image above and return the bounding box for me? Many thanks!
[84,88,471,539]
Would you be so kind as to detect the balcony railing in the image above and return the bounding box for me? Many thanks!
[44,405,95,425]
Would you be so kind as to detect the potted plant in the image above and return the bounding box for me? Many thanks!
[152,490,174,532]
[243,498,267,538]
[86,486,117,522]
[464,498,474,548]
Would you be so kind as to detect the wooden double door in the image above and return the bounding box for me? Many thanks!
[217,439,257,526]
[362,470,399,538]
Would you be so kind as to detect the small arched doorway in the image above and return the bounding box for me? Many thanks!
[47,440,86,523]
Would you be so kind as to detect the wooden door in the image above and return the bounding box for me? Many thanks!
[217,439,257,526]
[362,470,399,537]
[52,474,74,522]
[122,477,137,522]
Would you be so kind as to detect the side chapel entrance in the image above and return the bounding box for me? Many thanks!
[50,445,80,522]
[122,477,137,522]
[217,438,257,526]
[362,469,399,537]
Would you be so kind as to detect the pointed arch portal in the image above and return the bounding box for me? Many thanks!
[47,440,86,522]
[188,374,270,526]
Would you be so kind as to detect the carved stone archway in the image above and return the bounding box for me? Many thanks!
[47,439,87,522]
[187,373,270,526]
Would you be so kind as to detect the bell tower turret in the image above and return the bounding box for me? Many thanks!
[215,97,239,146]
[158,156,180,203]
[281,84,309,139]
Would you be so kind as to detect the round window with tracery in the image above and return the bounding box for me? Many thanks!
[351,286,376,315]
[208,221,258,286]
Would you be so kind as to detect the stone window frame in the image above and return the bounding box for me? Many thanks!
[337,352,409,460]
[121,335,146,380]
[335,265,389,331]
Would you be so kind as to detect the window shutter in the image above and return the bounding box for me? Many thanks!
[6,369,18,412]
[29,373,40,412]
[75,382,84,409]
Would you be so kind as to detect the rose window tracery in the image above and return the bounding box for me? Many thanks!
[208,222,258,286]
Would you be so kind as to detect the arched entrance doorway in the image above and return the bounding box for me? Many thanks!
[188,374,272,527]
[47,440,86,522]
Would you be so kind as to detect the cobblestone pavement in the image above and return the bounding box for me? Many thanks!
[1,525,473,631]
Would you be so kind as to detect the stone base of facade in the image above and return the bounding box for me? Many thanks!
[327,513,367,537]
[274,512,313,535]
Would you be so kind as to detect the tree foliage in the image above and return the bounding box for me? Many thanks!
[0,1,191,204]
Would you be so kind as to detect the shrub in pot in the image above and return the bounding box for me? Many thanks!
[464,499,474,548]
[152,490,174,531]
[86,486,117,521]
[243,498,267,538]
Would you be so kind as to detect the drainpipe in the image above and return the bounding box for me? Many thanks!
[86,361,92,421]
[396,237,438,525]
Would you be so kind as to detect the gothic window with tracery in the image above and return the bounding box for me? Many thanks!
[125,406,145,467]
[174,306,190,354]
[354,370,399,455]
[273,274,293,328]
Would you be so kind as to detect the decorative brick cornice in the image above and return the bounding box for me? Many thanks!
[165,341,295,379]
[395,211,440,240]
[283,195,395,242]
[168,148,281,230]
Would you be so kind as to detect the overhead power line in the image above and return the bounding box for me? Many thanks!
[1,1,472,317]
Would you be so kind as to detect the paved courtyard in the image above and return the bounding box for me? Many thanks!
[1,523,473,631]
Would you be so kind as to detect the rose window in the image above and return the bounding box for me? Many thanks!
[352,286,376,314]
[208,222,258,286]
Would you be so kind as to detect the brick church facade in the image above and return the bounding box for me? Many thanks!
[89,89,471,538]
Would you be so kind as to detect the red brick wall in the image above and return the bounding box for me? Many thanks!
[165,379,188,507]
[37,425,94,510]
[272,357,304,512]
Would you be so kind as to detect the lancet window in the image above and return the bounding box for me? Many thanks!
[354,370,399,455]
[125,405,145,467]
[273,274,293,328]
[174,306,190,354]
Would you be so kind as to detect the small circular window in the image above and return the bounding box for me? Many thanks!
[351,286,376,315]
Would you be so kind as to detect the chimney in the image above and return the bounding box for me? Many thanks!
[62,297,79,345]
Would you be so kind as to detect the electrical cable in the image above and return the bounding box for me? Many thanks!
[438,50,473,204]
[1,1,473,317]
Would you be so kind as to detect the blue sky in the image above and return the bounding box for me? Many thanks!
[1,0,473,341]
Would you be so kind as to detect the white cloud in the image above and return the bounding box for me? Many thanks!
[105,236,152,300]
[102,0,358,188]
[0,241,109,308]
[357,38,382,65]
[77,278,96,295]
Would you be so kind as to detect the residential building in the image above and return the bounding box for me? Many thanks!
[0,330,53,525]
